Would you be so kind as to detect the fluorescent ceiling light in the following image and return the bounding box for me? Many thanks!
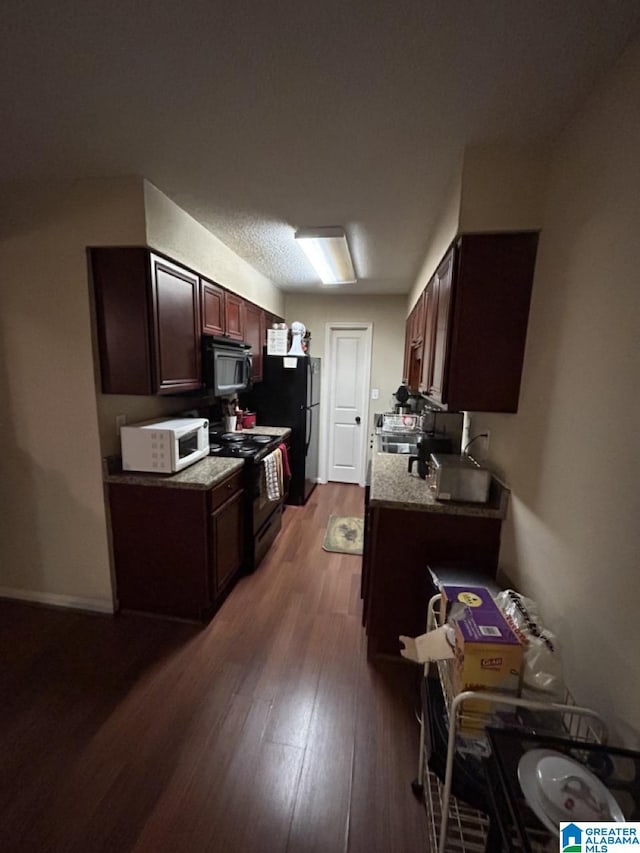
[294,226,357,285]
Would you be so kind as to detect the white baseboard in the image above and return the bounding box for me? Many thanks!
[0,586,115,615]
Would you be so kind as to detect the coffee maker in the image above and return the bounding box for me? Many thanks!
[407,409,464,478]
[408,433,454,479]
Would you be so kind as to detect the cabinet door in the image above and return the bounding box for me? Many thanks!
[446,233,538,413]
[412,291,425,344]
[244,302,265,382]
[109,484,210,619]
[224,292,245,341]
[91,247,154,395]
[402,316,412,384]
[149,254,202,394]
[210,490,244,594]
[201,279,225,336]
[427,250,453,404]
[419,280,436,393]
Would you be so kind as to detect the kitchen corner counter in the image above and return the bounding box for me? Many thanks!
[103,456,244,490]
[369,451,509,519]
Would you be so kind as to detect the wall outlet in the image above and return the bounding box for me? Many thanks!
[115,414,127,437]
[371,388,379,400]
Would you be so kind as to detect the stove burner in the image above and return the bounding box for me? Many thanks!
[207,432,281,462]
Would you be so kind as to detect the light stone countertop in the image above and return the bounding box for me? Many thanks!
[104,456,245,490]
[103,425,291,491]
[369,451,509,519]
[235,426,291,439]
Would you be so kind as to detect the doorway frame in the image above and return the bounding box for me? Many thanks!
[319,321,373,487]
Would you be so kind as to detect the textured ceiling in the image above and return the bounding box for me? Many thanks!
[1,1,639,294]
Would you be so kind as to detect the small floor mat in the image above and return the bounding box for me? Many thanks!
[322,515,364,555]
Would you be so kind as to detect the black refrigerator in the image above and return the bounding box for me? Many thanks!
[251,355,321,505]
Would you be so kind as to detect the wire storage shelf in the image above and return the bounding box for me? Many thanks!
[416,594,607,853]
[424,766,489,852]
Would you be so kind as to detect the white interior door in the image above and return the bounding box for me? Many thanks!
[326,326,371,484]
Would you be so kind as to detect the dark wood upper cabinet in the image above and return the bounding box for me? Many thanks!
[426,250,454,405]
[201,279,247,343]
[404,290,427,389]
[91,247,154,395]
[403,231,539,413]
[244,302,265,383]
[411,290,425,345]
[224,292,245,341]
[149,254,201,394]
[91,247,201,395]
[201,278,225,336]
[402,316,412,384]
[92,245,276,396]
[419,280,437,393]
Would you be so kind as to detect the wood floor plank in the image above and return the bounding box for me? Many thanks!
[0,483,427,853]
[286,611,363,853]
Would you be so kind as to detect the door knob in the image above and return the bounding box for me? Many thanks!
[355,416,361,425]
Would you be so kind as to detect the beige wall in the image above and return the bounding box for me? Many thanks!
[0,176,285,610]
[470,39,640,745]
[0,177,146,611]
[459,144,550,234]
[144,181,284,316]
[408,164,462,312]
[408,145,550,315]
[284,293,407,424]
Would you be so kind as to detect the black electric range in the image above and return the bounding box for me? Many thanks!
[209,430,285,572]
[209,431,282,461]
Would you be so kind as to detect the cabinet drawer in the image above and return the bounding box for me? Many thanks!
[209,469,244,512]
[254,505,282,569]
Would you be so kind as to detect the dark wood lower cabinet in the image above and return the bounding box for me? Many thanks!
[108,471,244,620]
[210,489,244,594]
[363,506,502,657]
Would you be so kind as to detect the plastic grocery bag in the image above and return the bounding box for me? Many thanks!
[494,589,565,700]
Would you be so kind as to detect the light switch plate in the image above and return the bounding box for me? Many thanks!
[371,388,379,400]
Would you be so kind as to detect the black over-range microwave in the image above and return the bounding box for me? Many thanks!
[203,337,252,397]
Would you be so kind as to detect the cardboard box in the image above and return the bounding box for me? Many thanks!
[448,588,523,723]
[440,583,500,623]
[401,584,524,731]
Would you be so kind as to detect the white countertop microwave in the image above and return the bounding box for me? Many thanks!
[120,418,209,473]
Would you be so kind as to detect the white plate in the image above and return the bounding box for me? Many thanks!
[518,749,624,836]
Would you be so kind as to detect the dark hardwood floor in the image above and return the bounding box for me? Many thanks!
[0,483,428,853]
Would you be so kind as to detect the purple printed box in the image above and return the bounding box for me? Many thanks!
[441,584,505,618]
[441,585,523,718]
